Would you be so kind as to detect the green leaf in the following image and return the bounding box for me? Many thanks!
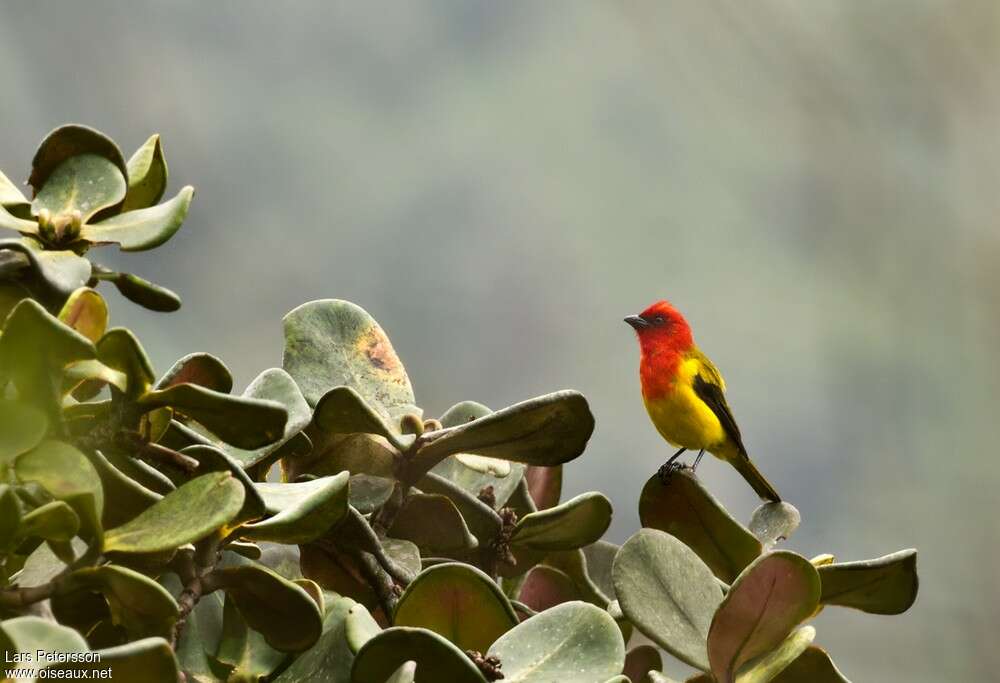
[156,352,233,393]
[47,637,180,682]
[273,594,359,682]
[182,445,266,527]
[241,471,350,544]
[386,662,418,683]
[581,540,620,603]
[15,440,104,541]
[0,616,88,663]
[543,549,611,607]
[747,502,801,552]
[517,564,580,611]
[81,186,193,251]
[525,464,562,510]
[707,551,821,683]
[352,627,488,683]
[111,271,182,312]
[174,590,225,683]
[290,431,397,480]
[139,382,287,450]
[215,592,289,680]
[210,368,311,469]
[0,399,48,465]
[623,644,663,683]
[388,493,479,553]
[417,473,502,547]
[0,204,39,236]
[0,169,27,207]
[282,299,418,416]
[346,601,382,654]
[409,391,594,477]
[349,474,395,514]
[80,448,161,528]
[122,134,168,211]
[103,471,244,553]
[489,601,626,683]
[314,385,401,441]
[0,484,22,550]
[207,558,323,652]
[33,154,127,222]
[19,500,79,542]
[612,529,724,671]
[29,124,128,198]
[510,492,612,552]
[394,563,518,652]
[65,565,179,639]
[736,626,815,683]
[57,287,108,343]
[639,470,761,583]
[817,549,918,615]
[771,646,850,683]
[430,457,524,510]
[97,327,155,397]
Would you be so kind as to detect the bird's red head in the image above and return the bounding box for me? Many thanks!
[624,300,694,355]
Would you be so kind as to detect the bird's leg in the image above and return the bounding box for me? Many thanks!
[657,448,687,484]
[691,449,706,471]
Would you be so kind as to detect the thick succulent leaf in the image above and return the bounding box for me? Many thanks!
[122,134,168,211]
[29,245,93,298]
[112,271,182,312]
[394,563,518,652]
[65,565,179,639]
[0,484,22,549]
[525,464,562,510]
[15,439,104,541]
[174,590,224,683]
[385,662,418,683]
[389,493,479,553]
[0,616,88,663]
[47,638,180,682]
[314,385,401,441]
[0,399,48,465]
[139,382,287,450]
[771,646,850,682]
[0,204,39,235]
[736,626,815,683]
[156,352,232,392]
[707,552,821,683]
[57,287,108,343]
[510,492,612,552]
[80,449,161,528]
[101,446,175,496]
[63,359,128,395]
[543,549,610,607]
[517,564,580,612]
[81,185,193,251]
[613,529,723,671]
[273,594,359,682]
[345,603,381,655]
[639,470,761,584]
[282,299,417,418]
[242,472,349,544]
[817,549,918,615]
[290,430,397,481]
[103,471,244,553]
[18,500,79,542]
[437,400,515,476]
[181,445,266,526]
[0,169,27,207]
[28,124,128,196]
[748,502,801,552]
[207,559,323,652]
[439,400,491,427]
[410,391,594,477]
[33,154,127,223]
[97,327,155,397]
[415,472,502,546]
[352,627,488,683]
[349,474,394,513]
[489,601,626,683]
[216,592,289,680]
[623,644,663,683]
[0,299,95,407]
[581,540,620,602]
[300,542,378,608]
[430,457,524,509]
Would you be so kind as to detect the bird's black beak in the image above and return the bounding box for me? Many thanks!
[624,315,649,330]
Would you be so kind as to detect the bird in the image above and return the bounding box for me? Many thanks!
[625,299,781,501]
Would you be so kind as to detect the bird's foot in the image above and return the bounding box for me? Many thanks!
[657,461,689,485]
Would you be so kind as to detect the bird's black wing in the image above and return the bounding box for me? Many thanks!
[690,352,747,455]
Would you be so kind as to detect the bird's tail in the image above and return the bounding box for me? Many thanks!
[731,453,781,502]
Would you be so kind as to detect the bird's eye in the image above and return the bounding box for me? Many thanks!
[653,315,666,325]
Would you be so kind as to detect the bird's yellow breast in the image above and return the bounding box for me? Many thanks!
[643,356,727,451]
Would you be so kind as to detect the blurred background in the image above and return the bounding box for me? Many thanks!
[2,2,997,679]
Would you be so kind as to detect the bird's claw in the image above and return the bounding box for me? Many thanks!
[657,461,688,485]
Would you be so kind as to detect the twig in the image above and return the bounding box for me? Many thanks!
[169,537,221,648]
